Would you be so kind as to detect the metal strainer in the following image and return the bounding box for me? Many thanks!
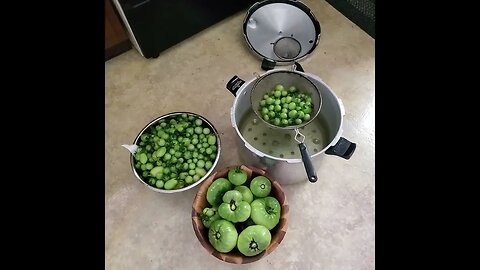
[273,37,302,60]
[250,69,322,182]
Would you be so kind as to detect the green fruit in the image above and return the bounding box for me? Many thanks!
[208,220,238,253]
[250,176,271,197]
[250,197,281,230]
[275,84,284,92]
[234,185,254,204]
[228,167,248,186]
[218,190,251,223]
[155,180,164,189]
[164,179,178,190]
[237,225,271,256]
[206,178,233,207]
[200,207,221,228]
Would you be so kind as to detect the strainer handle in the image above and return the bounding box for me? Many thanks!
[299,143,318,183]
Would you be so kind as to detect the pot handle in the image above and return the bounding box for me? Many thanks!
[226,76,245,96]
[325,137,356,159]
[261,58,276,71]
[299,143,318,183]
[293,62,305,72]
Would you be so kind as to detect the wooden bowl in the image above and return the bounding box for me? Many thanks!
[191,165,289,264]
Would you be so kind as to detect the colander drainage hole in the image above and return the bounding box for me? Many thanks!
[254,137,258,141]
[262,142,266,145]
[291,151,295,155]
[248,128,252,132]
[312,129,316,133]
[280,154,284,158]
[262,132,267,136]
[314,148,318,152]
[269,150,273,154]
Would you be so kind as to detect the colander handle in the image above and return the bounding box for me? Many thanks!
[325,137,356,159]
[299,143,318,183]
[226,75,245,96]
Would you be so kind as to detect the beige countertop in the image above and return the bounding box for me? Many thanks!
[105,0,375,269]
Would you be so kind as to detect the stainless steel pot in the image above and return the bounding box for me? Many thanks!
[129,112,222,193]
[226,69,356,185]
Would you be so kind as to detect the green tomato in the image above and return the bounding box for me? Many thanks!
[223,190,243,203]
[303,113,311,121]
[250,176,271,197]
[175,179,185,189]
[288,110,298,119]
[139,153,147,164]
[250,197,281,230]
[207,135,217,146]
[150,166,163,177]
[218,190,251,223]
[236,225,271,256]
[200,207,221,228]
[206,178,233,207]
[227,167,248,186]
[155,180,164,189]
[274,84,284,92]
[208,220,238,253]
[164,179,178,190]
[273,118,281,126]
[234,185,253,204]
[148,178,156,186]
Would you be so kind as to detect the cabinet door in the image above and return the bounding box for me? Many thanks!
[105,0,131,60]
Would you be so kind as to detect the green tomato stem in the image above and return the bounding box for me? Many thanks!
[230,200,237,211]
[249,240,258,250]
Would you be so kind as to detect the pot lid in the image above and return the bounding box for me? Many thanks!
[243,0,321,66]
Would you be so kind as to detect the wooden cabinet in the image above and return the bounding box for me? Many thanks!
[105,0,131,60]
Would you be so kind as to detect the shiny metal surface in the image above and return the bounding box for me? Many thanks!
[231,70,346,184]
[249,69,322,130]
[130,112,221,193]
[244,2,319,63]
[273,36,302,59]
